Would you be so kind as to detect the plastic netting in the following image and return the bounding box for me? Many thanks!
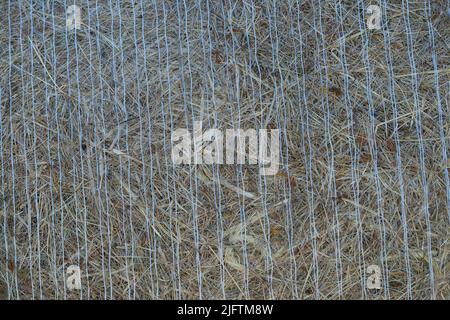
[0,0,449,299]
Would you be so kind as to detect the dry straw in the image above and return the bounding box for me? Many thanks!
[0,0,449,299]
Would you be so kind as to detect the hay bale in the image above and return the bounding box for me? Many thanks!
[0,0,448,299]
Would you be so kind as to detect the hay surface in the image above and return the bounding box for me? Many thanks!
[0,0,449,299]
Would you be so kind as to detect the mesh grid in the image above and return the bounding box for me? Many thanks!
[0,0,449,299]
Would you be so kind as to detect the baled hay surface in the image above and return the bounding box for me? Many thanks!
[0,0,449,299]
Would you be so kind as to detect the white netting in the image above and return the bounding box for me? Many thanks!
[0,0,448,299]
